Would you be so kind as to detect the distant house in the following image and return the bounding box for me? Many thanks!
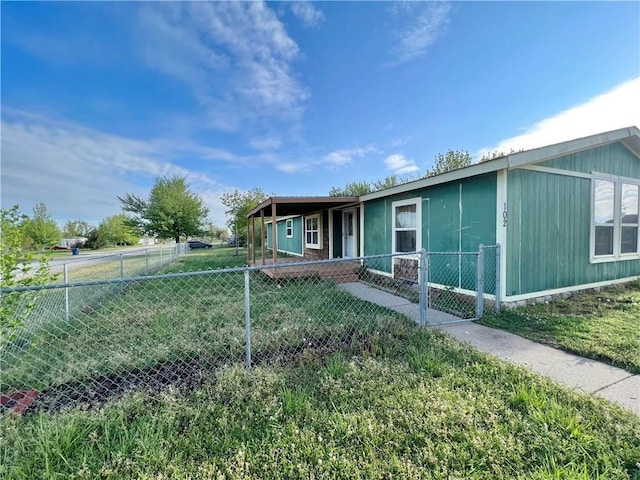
[58,237,88,248]
[248,126,640,304]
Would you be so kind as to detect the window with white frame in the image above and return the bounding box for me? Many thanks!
[392,198,421,253]
[592,176,640,261]
[286,219,293,238]
[305,214,321,249]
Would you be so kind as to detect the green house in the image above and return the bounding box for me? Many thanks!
[248,127,640,304]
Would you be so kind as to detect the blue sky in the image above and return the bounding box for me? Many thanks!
[2,1,639,227]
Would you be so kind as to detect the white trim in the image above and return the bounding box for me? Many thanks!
[274,249,303,257]
[504,275,640,302]
[359,202,365,257]
[495,169,508,301]
[391,197,422,278]
[360,126,640,202]
[429,281,496,301]
[516,165,592,179]
[342,208,358,258]
[590,173,640,262]
[264,214,300,225]
[366,268,392,278]
[304,213,322,249]
[285,218,293,238]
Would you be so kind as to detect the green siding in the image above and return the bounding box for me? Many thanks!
[540,142,640,177]
[506,142,640,296]
[363,173,497,289]
[266,217,303,255]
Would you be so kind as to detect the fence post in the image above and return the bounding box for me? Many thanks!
[495,244,502,313]
[160,246,163,267]
[476,245,485,319]
[64,263,69,322]
[145,249,149,276]
[419,249,428,326]
[244,268,252,367]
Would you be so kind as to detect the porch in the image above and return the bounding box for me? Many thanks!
[250,257,361,283]
[246,196,360,269]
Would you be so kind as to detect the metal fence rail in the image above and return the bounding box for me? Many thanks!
[1,246,498,413]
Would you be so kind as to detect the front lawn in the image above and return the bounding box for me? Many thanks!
[2,251,639,478]
[2,326,639,479]
[480,280,640,373]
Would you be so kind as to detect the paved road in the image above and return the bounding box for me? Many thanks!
[8,244,179,283]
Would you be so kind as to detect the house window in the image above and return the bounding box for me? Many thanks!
[592,176,640,261]
[621,183,639,254]
[392,198,421,253]
[305,214,321,249]
[286,219,293,238]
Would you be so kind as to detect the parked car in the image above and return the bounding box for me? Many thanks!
[226,236,245,247]
[187,240,213,249]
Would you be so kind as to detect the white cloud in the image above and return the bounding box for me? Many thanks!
[136,2,308,132]
[323,146,377,167]
[275,162,309,174]
[384,153,420,175]
[0,109,230,226]
[249,137,283,151]
[390,2,451,65]
[474,77,640,159]
[390,136,412,148]
[290,2,325,27]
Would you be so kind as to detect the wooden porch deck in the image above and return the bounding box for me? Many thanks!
[251,257,361,283]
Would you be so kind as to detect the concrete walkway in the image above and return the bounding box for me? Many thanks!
[340,282,639,415]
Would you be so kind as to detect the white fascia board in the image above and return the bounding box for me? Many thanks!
[264,214,300,224]
[504,275,640,303]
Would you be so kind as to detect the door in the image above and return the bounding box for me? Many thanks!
[342,210,356,258]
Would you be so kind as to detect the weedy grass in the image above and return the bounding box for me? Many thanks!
[1,328,639,479]
[2,250,639,478]
[480,280,640,373]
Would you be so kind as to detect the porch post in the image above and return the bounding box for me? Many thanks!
[328,208,334,259]
[271,202,278,264]
[250,218,256,264]
[260,209,266,265]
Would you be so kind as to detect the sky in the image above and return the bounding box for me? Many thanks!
[2,1,639,228]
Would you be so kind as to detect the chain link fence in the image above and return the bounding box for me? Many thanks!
[47,243,189,284]
[1,246,498,413]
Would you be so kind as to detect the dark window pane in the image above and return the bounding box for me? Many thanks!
[621,226,638,254]
[396,231,416,253]
[594,226,614,256]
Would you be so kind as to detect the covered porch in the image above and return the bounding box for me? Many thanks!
[246,196,361,281]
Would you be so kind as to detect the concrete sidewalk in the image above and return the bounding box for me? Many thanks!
[339,282,639,415]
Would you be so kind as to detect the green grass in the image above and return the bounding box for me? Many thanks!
[2,252,639,478]
[480,280,640,373]
[1,328,639,479]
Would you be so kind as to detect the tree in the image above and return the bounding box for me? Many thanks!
[426,149,472,177]
[1,205,58,346]
[329,175,404,197]
[119,176,209,243]
[22,203,61,249]
[96,214,139,246]
[63,220,92,237]
[479,148,522,162]
[220,188,268,242]
[208,223,228,243]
